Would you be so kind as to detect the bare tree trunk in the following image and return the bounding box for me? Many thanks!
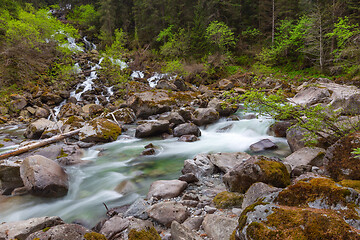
[0,129,81,160]
[319,12,324,72]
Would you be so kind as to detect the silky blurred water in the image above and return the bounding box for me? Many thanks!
[0,112,291,226]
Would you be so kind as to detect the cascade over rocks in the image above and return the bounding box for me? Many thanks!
[20,155,69,198]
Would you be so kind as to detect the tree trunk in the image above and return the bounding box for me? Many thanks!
[0,129,81,160]
[272,0,275,45]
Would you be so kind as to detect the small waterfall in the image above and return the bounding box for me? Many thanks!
[83,37,96,51]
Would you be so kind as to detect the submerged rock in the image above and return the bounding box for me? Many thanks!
[249,139,278,152]
[20,155,69,198]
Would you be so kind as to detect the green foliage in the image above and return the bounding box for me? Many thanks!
[328,17,360,53]
[206,21,236,54]
[103,28,128,58]
[235,90,359,146]
[99,57,130,87]
[1,7,79,53]
[161,60,187,76]
[157,26,189,58]
[258,17,311,65]
[351,148,360,158]
[67,4,99,33]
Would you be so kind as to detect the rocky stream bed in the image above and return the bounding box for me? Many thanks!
[2,47,360,239]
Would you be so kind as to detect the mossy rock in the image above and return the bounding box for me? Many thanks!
[223,156,290,193]
[128,226,161,240]
[213,191,244,209]
[324,132,360,181]
[84,232,108,240]
[276,178,352,208]
[79,118,121,143]
[244,206,360,240]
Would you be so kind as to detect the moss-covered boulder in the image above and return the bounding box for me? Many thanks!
[236,204,360,240]
[223,156,290,193]
[340,180,360,192]
[213,191,244,209]
[79,118,121,143]
[324,132,360,181]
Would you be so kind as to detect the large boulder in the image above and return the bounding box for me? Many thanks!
[9,98,27,112]
[208,152,251,173]
[324,132,360,181]
[0,216,64,240]
[286,126,308,152]
[202,214,238,240]
[147,180,187,199]
[82,104,104,118]
[107,108,136,124]
[40,92,63,105]
[223,156,290,193]
[182,153,215,178]
[284,147,325,170]
[148,201,189,227]
[268,121,293,137]
[159,112,185,125]
[192,108,220,126]
[128,91,174,118]
[290,86,331,107]
[207,98,238,116]
[24,118,54,139]
[58,103,83,119]
[173,123,201,137]
[135,120,170,138]
[79,118,121,143]
[25,224,100,240]
[156,80,178,91]
[0,160,24,195]
[20,155,69,197]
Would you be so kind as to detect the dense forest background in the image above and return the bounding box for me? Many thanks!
[0,0,360,95]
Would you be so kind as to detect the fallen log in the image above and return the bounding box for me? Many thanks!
[0,129,81,160]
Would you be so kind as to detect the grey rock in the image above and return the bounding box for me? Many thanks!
[178,173,199,183]
[34,107,50,119]
[124,198,150,220]
[269,121,293,137]
[148,201,189,227]
[171,221,201,240]
[100,216,129,239]
[250,139,278,152]
[0,216,64,240]
[0,160,23,195]
[291,86,331,107]
[58,103,83,119]
[291,165,313,177]
[156,80,178,91]
[173,123,201,137]
[202,214,238,240]
[192,108,220,126]
[135,120,170,138]
[25,223,94,240]
[207,98,237,116]
[182,216,204,231]
[284,147,325,169]
[147,180,187,199]
[160,112,185,125]
[286,126,309,152]
[24,118,54,139]
[204,206,217,214]
[242,182,281,209]
[114,180,136,195]
[20,155,68,198]
[107,108,136,124]
[208,152,251,173]
[182,153,215,178]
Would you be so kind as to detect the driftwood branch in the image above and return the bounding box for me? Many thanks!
[0,129,81,160]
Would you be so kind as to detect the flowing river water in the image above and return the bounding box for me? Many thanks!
[0,114,291,226]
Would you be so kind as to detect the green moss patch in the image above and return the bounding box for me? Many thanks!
[340,179,360,192]
[84,232,108,240]
[256,159,290,188]
[128,227,161,240]
[213,191,244,209]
